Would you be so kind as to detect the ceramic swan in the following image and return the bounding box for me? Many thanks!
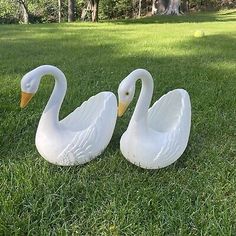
[20,65,117,166]
[118,69,191,169]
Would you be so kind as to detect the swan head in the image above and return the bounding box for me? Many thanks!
[117,77,135,117]
[20,69,40,108]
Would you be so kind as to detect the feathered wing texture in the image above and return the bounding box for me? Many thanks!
[57,119,101,165]
[60,92,108,131]
[58,92,117,165]
[148,89,191,168]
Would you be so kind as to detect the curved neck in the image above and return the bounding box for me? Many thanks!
[130,69,154,124]
[36,65,67,126]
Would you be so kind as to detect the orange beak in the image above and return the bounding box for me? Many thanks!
[20,92,34,108]
[117,102,128,117]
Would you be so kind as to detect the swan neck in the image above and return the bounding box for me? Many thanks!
[131,70,154,123]
[37,65,67,125]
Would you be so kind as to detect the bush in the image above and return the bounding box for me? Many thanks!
[100,0,134,19]
[0,0,19,24]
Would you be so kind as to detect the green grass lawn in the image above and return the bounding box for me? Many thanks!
[0,10,236,235]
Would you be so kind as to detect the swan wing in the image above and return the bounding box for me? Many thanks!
[57,123,99,165]
[58,92,117,165]
[60,92,115,131]
[148,89,191,167]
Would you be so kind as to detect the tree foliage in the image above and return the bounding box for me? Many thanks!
[0,0,19,23]
[0,0,235,23]
[100,0,134,19]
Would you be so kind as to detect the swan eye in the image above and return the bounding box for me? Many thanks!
[125,92,129,96]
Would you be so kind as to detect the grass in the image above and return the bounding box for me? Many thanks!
[0,10,236,235]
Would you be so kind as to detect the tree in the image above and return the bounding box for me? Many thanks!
[1,0,234,23]
[68,0,75,22]
[80,0,99,22]
[181,0,189,12]
[17,0,29,23]
[154,0,167,14]
[90,0,99,22]
[151,0,157,15]
[155,0,181,15]
[138,0,142,17]
[164,0,181,15]
[58,0,62,22]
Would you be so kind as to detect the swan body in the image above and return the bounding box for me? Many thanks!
[118,69,191,169]
[20,65,117,166]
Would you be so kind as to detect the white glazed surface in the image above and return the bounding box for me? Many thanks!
[21,65,117,166]
[118,69,191,169]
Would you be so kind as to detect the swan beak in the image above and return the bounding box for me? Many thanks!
[118,102,128,117]
[20,92,34,108]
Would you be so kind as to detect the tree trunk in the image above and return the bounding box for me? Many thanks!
[18,0,29,23]
[164,0,181,15]
[58,0,61,23]
[81,1,91,21]
[22,5,29,23]
[151,0,157,15]
[90,0,99,22]
[138,0,142,18]
[68,0,75,22]
[157,0,167,14]
[181,0,189,12]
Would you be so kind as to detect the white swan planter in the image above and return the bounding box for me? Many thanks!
[20,65,117,166]
[118,69,191,169]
